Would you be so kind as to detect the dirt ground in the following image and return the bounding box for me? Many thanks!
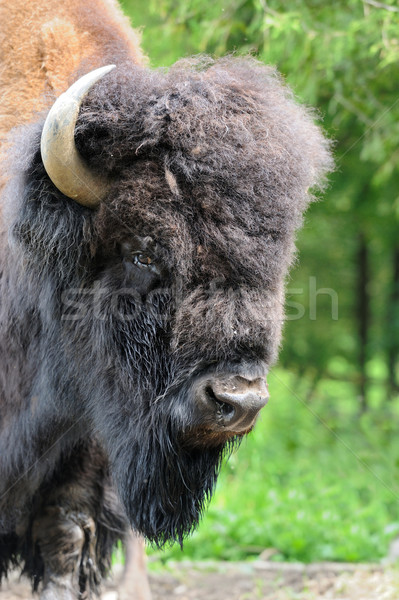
[1,561,398,600]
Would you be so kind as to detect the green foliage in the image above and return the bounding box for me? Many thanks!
[148,368,399,563]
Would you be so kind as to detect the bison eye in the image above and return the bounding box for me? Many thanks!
[133,252,153,268]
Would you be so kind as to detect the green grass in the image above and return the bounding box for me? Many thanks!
[147,367,399,564]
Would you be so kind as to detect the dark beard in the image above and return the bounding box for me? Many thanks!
[110,415,236,546]
[73,298,238,545]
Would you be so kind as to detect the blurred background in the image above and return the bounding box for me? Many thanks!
[120,0,399,563]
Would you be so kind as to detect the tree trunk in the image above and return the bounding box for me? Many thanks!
[357,233,369,412]
[387,245,399,398]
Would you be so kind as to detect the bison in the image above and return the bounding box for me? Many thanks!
[0,0,333,597]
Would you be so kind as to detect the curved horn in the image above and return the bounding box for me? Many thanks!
[40,65,116,208]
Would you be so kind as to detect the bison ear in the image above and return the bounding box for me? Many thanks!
[40,65,115,208]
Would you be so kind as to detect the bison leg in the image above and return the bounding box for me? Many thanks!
[19,442,128,597]
[32,506,99,600]
[117,533,152,600]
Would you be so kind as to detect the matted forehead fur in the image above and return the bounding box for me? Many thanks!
[74,56,332,365]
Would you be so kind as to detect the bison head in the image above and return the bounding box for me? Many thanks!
[6,57,332,545]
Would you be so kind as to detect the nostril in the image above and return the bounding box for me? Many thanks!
[205,386,235,421]
[195,374,268,433]
[216,400,235,421]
